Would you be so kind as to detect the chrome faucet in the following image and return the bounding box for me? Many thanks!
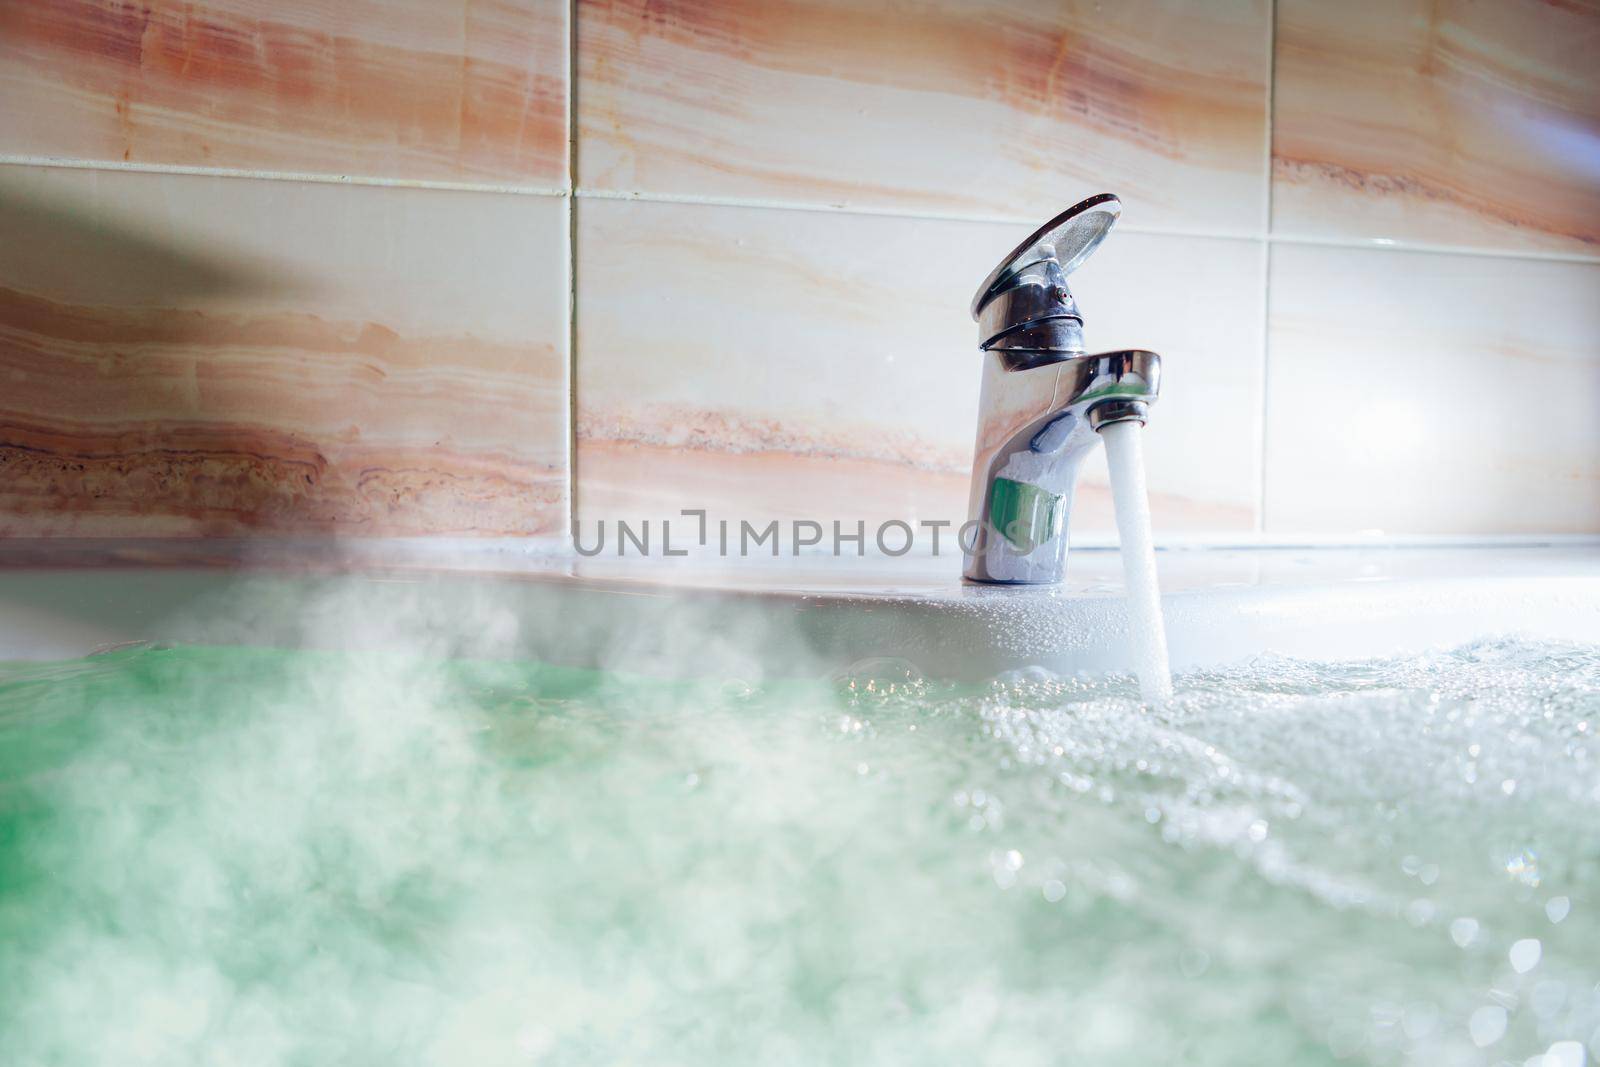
[964,194,1161,584]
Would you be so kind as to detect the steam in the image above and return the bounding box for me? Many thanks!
[1,567,1597,1065]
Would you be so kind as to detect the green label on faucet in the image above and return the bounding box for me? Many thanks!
[989,478,1064,552]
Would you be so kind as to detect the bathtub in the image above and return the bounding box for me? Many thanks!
[4,540,1598,1065]
[3,541,1597,677]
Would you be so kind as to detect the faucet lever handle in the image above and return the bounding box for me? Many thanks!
[970,193,1121,321]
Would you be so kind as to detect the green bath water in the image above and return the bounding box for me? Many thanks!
[0,640,1596,1066]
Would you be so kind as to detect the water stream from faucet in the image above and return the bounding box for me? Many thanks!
[1100,420,1173,702]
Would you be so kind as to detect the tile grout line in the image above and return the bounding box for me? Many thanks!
[575,190,1600,262]
[1258,0,1278,539]
[1262,230,1600,265]
[0,154,572,198]
[6,153,1597,266]
[569,186,1270,237]
[565,0,580,545]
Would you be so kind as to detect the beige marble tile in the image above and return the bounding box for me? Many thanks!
[1273,0,1600,255]
[0,166,569,536]
[574,197,1262,544]
[1264,244,1600,536]
[577,0,1270,234]
[0,0,568,186]
[1070,231,1264,536]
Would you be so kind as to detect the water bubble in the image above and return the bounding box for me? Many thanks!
[1506,850,1543,888]
[1042,880,1066,903]
[832,657,926,700]
[1510,938,1543,974]
[1540,1041,1587,1067]
[1450,917,1480,948]
[1546,896,1571,924]
[1469,1005,1508,1047]
[1530,980,1567,1019]
[997,664,1062,687]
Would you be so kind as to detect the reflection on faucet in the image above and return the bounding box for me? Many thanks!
[964,194,1162,584]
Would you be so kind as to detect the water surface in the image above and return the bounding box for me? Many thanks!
[1,640,1596,1065]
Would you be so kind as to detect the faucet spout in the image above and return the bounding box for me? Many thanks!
[963,349,1160,583]
[962,195,1163,585]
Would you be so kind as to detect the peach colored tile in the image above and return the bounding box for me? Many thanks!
[574,200,979,537]
[1070,231,1263,536]
[577,0,1270,233]
[0,0,568,186]
[0,166,569,536]
[1264,244,1600,536]
[1272,0,1600,255]
[574,198,1262,545]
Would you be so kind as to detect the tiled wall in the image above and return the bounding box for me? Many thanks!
[2,0,1596,544]
[0,0,571,537]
